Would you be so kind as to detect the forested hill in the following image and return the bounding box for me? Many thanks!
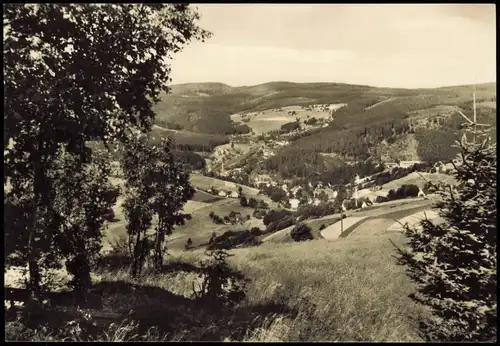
[153,81,496,135]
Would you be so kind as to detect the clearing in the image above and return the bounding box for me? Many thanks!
[230,105,342,135]
[190,174,260,196]
[382,172,458,190]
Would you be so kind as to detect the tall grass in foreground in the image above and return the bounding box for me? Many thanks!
[231,236,429,342]
[6,234,429,342]
[163,236,429,341]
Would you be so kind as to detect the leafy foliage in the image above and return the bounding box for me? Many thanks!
[393,133,497,341]
[280,121,301,134]
[263,209,293,227]
[266,216,296,234]
[239,196,248,207]
[386,184,420,201]
[193,250,250,308]
[207,229,262,250]
[290,223,313,242]
[4,3,208,298]
[415,128,462,164]
[121,136,195,276]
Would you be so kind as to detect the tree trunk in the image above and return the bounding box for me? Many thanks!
[132,231,142,277]
[27,153,43,302]
[154,227,164,271]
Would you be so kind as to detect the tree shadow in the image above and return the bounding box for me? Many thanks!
[91,279,297,341]
[9,254,297,342]
[157,260,201,274]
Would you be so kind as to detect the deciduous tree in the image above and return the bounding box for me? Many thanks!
[4,3,209,298]
[121,136,195,275]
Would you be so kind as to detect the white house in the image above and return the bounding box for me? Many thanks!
[281,184,288,192]
[314,187,337,201]
[313,198,321,206]
[229,191,239,198]
[289,199,300,210]
[218,191,227,197]
[253,174,272,185]
[417,188,426,198]
[291,186,301,195]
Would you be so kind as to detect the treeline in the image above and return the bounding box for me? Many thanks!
[280,121,301,133]
[148,130,230,152]
[287,116,412,161]
[171,150,206,171]
[414,128,462,164]
[87,141,207,171]
[265,147,326,179]
[265,146,383,185]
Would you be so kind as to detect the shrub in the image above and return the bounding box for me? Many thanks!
[291,223,313,242]
[375,196,389,203]
[258,200,269,209]
[239,196,248,207]
[319,224,326,231]
[212,215,224,224]
[280,121,301,133]
[248,198,258,208]
[296,203,335,220]
[344,198,358,210]
[396,184,420,199]
[250,227,262,236]
[266,215,295,234]
[252,209,266,219]
[304,117,318,125]
[263,209,293,226]
[193,250,250,308]
[269,189,287,203]
[207,230,261,251]
[387,189,397,201]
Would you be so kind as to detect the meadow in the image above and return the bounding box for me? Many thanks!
[6,230,430,342]
[230,105,337,135]
[190,174,260,196]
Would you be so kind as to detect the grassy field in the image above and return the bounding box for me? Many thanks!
[227,235,430,342]
[168,198,265,250]
[102,195,263,252]
[190,174,260,196]
[191,189,224,203]
[149,125,230,152]
[230,105,339,135]
[210,144,259,171]
[382,172,458,190]
[261,216,340,243]
[6,230,429,341]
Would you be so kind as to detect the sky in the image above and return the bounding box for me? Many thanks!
[169,4,496,88]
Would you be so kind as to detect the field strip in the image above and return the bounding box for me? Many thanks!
[321,216,368,240]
